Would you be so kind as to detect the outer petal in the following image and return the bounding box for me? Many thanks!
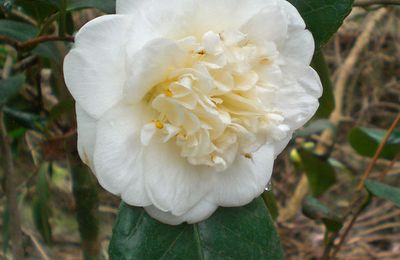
[116,0,146,14]
[282,30,315,66]
[76,104,97,170]
[119,0,279,39]
[208,144,275,207]
[274,83,320,130]
[93,102,152,206]
[241,3,288,46]
[279,0,306,30]
[195,0,277,35]
[64,15,132,119]
[273,134,293,157]
[141,143,213,216]
[298,67,323,99]
[145,199,217,225]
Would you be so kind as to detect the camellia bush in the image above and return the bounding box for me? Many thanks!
[0,0,399,259]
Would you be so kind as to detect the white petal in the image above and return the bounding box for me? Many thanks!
[116,0,146,14]
[140,123,157,146]
[282,30,315,66]
[142,143,213,216]
[278,0,306,30]
[93,102,152,206]
[275,87,320,129]
[144,205,184,225]
[241,4,288,46]
[197,0,276,34]
[76,104,97,170]
[145,199,217,225]
[181,199,218,224]
[125,38,186,103]
[64,15,132,119]
[128,0,197,39]
[298,67,323,99]
[208,144,275,207]
[273,133,293,157]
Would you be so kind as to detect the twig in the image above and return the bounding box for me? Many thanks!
[0,35,74,51]
[0,54,25,259]
[330,196,369,259]
[355,0,400,6]
[357,113,400,190]
[329,113,400,258]
[22,228,50,260]
[12,55,39,73]
[378,154,399,180]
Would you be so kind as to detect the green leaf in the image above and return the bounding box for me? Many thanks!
[288,0,354,48]
[262,191,279,221]
[0,20,37,41]
[32,163,53,245]
[311,51,335,118]
[32,41,64,63]
[299,149,336,196]
[349,127,400,160]
[303,196,342,232]
[109,197,284,260]
[0,20,66,62]
[297,119,336,137]
[15,0,58,23]
[66,0,116,13]
[365,180,400,208]
[3,106,45,130]
[0,74,25,106]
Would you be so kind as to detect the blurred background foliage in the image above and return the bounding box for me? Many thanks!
[0,0,399,259]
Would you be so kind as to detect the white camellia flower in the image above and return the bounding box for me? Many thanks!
[64,0,322,225]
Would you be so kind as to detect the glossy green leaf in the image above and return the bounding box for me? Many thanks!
[15,0,58,23]
[0,19,66,62]
[365,180,400,208]
[0,74,25,106]
[297,119,336,137]
[109,197,284,260]
[0,20,37,41]
[311,51,335,118]
[288,0,354,48]
[349,127,400,160]
[299,149,336,196]
[303,196,342,232]
[67,0,115,13]
[32,163,53,245]
[3,106,45,130]
[262,191,279,221]
[32,41,64,63]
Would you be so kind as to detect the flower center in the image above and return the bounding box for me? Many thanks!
[140,30,290,171]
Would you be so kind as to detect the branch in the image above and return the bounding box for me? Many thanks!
[0,35,74,51]
[355,0,400,6]
[12,55,39,73]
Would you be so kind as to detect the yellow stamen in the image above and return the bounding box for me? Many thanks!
[260,58,270,65]
[244,153,253,159]
[165,89,173,97]
[154,120,164,129]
